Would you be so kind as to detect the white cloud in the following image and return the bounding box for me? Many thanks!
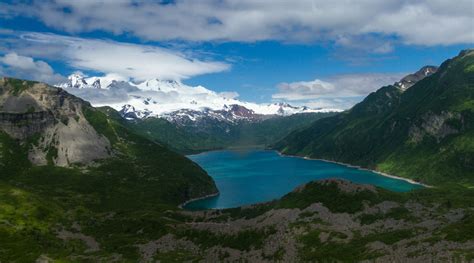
[0,52,65,84]
[13,32,230,81]
[3,0,473,45]
[218,91,240,99]
[273,79,336,101]
[303,97,365,110]
[273,73,405,109]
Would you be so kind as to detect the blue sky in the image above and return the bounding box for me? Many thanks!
[0,1,472,109]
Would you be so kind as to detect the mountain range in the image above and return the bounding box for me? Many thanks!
[0,50,473,261]
[56,73,334,123]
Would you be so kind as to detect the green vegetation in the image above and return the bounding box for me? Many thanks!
[358,206,416,225]
[154,250,203,262]
[275,50,474,186]
[176,227,276,251]
[4,78,37,96]
[275,181,402,213]
[441,213,474,242]
[83,107,119,144]
[298,228,416,261]
[129,112,335,154]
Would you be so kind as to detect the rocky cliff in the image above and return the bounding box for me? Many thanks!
[0,78,112,166]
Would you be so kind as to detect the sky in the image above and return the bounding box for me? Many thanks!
[0,0,473,109]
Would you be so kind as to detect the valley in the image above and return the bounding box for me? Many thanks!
[184,150,423,210]
[0,50,473,262]
[1,1,473,262]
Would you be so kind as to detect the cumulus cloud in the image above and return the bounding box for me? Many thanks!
[2,0,473,45]
[303,98,366,111]
[273,73,405,109]
[273,79,336,101]
[0,31,230,82]
[0,52,65,84]
[11,32,229,81]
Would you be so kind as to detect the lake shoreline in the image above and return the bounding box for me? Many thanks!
[183,149,430,210]
[179,191,220,209]
[276,151,432,188]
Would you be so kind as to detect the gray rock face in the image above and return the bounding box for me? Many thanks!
[409,111,461,143]
[0,111,56,140]
[0,77,112,167]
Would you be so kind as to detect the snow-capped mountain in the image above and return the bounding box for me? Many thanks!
[158,104,271,126]
[120,104,152,120]
[57,74,333,123]
[57,73,128,90]
[57,73,91,89]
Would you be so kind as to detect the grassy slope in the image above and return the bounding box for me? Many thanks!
[276,50,474,185]
[0,127,216,261]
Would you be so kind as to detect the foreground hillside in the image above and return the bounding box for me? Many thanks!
[275,50,474,185]
[147,179,474,262]
[2,170,474,261]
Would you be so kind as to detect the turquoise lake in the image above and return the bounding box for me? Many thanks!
[184,150,423,210]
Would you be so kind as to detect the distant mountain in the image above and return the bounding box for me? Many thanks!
[56,74,335,124]
[275,50,474,184]
[0,77,217,203]
[128,111,335,154]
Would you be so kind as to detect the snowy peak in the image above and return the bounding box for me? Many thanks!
[226,104,256,118]
[57,73,88,89]
[91,79,101,89]
[135,79,182,92]
[56,74,332,122]
[161,104,266,126]
[57,73,103,89]
[395,66,438,91]
[119,104,152,120]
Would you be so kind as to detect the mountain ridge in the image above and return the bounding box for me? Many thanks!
[275,50,474,185]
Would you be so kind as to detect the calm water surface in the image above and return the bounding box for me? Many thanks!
[185,150,423,210]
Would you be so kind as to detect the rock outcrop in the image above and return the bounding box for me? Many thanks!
[0,77,112,166]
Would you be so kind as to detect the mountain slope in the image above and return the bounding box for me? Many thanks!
[275,50,474,185]
[0,77,220,260]
[0,77,217,205]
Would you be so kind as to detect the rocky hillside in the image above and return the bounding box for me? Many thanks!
[149,179,474,262]
[0,77,217,203]
[0,78,111,166]
[275,50,474,185]
[4,177,472,262]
